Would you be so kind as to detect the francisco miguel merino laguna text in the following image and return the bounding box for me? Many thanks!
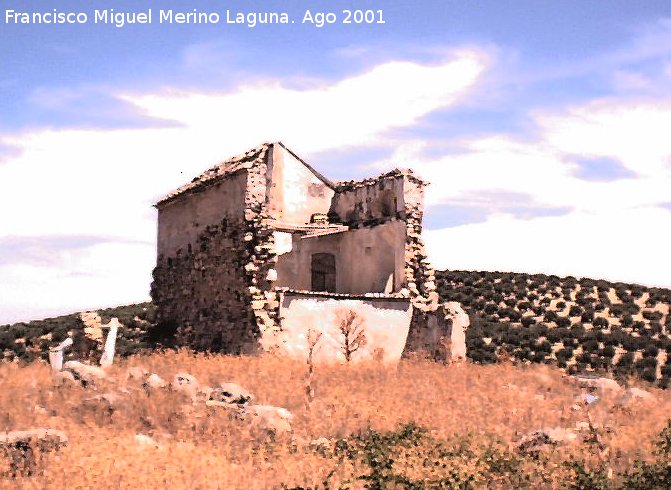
[4,8,386,27]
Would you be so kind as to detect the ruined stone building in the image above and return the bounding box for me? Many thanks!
[151,142,467,362]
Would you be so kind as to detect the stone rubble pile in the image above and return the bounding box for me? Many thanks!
[0,429,68,477]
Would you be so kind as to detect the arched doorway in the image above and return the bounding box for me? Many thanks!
[311,253,336,292]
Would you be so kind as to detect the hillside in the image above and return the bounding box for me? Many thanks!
[0,303,156,363]
[3,270,671,388]
[437,270,671,387]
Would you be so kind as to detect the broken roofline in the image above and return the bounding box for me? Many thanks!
[154,141,335,208]
[277,287,410,301]
[154,141,428,208]
[334,168,429,190]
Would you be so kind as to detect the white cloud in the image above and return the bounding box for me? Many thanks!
[400,98,671,288]
[0,242,154,324]
[425,206,671,288]
[0,53,486,323]
[124,50,486,153]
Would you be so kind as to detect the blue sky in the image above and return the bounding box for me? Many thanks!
[1,0,671,323]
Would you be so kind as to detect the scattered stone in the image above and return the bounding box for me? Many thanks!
[144,373,168,390]
[171,373,199,399]
[206,383,254,407]
[572,376,622,393]
[135,434,161,449]
[63,360,107,385]
[241,405,293,435]
[83,392,124,413]
[617,387,654,407]
[582,393,599,405]
[0,429,68,477]
[52,370,77,387]
[309,437,331,454]
[517,427,577,454]
[126,366,149,381]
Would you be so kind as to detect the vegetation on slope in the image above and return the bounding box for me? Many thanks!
[3,269,671,390]
[436,270,671,388]
[0,303,155,363]
[1,353,671,487]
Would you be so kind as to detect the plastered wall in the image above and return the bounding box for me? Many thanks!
[274,221,406,294]
[267,144,334,224]
[277,293,413,363]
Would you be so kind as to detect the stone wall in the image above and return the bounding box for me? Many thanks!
[152,145,283,353]
[400,176,440,310]
[329,171,407,226]
[327,169,438,308]
[402,302,469,362]
[151,144,466,360]
[156,163,249,258]
[151,219,260,353]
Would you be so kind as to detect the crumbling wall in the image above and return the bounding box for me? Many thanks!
[156,171,248,258]
[151,218,260,353]
[400,175,440,310]
[274,222,405,294]
[151,144,464,359]
[402,302,469,362]
[152,145,283,353]
[329,171,407,226]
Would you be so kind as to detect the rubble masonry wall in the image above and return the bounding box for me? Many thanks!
[156,171,248,258]
[329,173,406,226]
[152,146,283,353]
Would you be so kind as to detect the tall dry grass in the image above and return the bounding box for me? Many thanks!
[1,351,670,488]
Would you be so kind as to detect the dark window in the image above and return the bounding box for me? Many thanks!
[311,253,336,292]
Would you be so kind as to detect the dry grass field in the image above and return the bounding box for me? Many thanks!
[2,351,671,488]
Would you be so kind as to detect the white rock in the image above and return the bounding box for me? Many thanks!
[618,387,654,406]
[624,387,653,400]
[63,360,106,384]
[573,376,623,393]
[144,373,168,389]
[135,434,161,449]
[444,301,470,361]
[171,373,199,398]
[517,427,577,453]
[99,318,120,368]
[207,383,254,407]
[48,338,73,372]
[242,405,293,434]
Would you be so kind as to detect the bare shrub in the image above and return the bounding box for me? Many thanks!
[336,309,366,363]
[305,328,323,409]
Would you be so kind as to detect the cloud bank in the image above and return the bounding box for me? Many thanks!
[0,52,486,323]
